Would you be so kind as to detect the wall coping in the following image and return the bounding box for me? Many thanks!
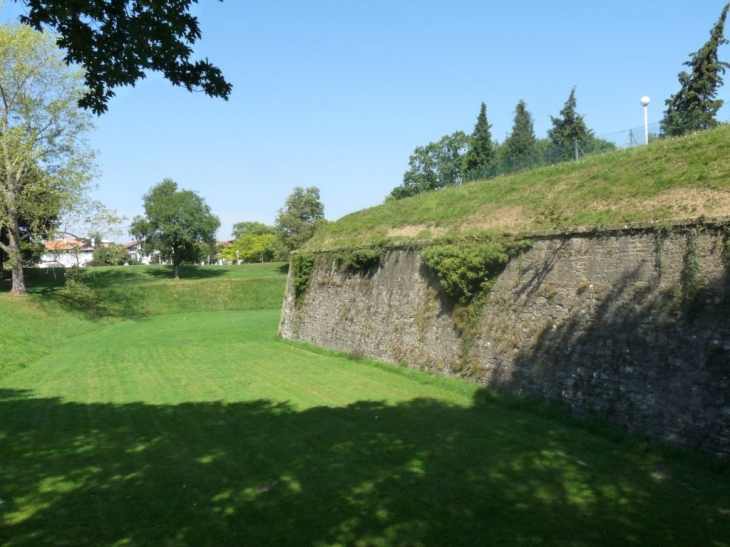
[299,215,730,255]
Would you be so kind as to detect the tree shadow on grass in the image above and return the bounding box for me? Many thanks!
[0,268,66,294]
[0,388,728,546]
[33,286,149,321]
[142,265,230,282]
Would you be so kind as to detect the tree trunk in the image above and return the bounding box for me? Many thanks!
[174,262,180,279]
[5,225,27,295]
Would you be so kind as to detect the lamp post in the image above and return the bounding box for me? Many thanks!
[236,249,239,265]
[640,96,650,145]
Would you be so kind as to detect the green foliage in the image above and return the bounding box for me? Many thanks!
[229,234,277,263]
[0,24,95,295]
[63,265,89,296]
[15,0,232,114]
[291,253,315,306]
[463,102,495,174]
[662,3,730,136]
[130,179,220,279]
[390,131,470,199]
[222,233,278,263]
[231,221,275,239]
[420,237,528,303]
[547,87,595,161]
[502,100,537,162]
[333,248,384,274]
[275,186,326,253]
[90,244,130,266]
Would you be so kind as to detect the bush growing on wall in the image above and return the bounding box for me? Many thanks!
[333,248,384,275]
[291,253,315,307]
[420,238,527,303]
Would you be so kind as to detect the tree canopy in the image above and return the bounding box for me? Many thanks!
[130,179,220,279]
[389,131,470,200]
[222,233,278,263]
[547,87,594,160]
[661,3,730,136]
[12,0,232,114]
[0,24,96,295]
[502,100,537,162]
[463,102,495,176]
[232,221,275,239]
[90,243,130,266]
[275,186,325,253]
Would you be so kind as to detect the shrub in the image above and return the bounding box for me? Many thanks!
[420,238,523,303]
[291,253,315,306]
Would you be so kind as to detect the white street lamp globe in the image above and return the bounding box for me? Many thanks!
[640,96,651,107]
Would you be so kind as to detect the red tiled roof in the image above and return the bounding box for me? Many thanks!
[44,239,85,251]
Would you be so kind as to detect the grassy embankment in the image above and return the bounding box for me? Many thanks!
[307,125,730,250]
[0,263,729,545]
[0,263,288,380]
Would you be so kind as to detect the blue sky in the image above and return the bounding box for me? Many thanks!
[2,1,729,241]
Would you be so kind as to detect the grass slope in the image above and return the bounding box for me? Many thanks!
[308,126,730,250]
[0,264,289,380]
[1,309,729,546]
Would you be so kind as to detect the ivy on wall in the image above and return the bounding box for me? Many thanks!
[291,253,315,307]
[419,235,532,366]
[291,248,386,307]
[332,248,384,275]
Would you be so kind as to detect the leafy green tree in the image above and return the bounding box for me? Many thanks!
[275,186,326,253]
[547,87,594,161]
[11,0,232,114]
[232,221,275,239]
[463,102,495,174]
[222,233,278,263]
[390,131,470,200]
[195,240,220,265]
[661,3,730,136]
[90,244,130,266]
[501,100,537,164]
[130,179,220,279]
[0,25,96,295]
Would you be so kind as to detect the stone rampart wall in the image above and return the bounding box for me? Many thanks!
[279,226,730,457]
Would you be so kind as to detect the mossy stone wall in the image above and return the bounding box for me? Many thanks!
[279,225,730,458]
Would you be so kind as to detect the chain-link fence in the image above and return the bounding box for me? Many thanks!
[463,122,664,184]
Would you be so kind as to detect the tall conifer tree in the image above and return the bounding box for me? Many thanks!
[463,102,494,174]
[547,88,593,160]
[661,3,730,136]
[502,100,537,161]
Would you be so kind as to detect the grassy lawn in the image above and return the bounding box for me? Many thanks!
[306,125,730,250]
[0,264,289,380]
[1,309,729,546]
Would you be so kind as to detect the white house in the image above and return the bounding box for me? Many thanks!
[40,238,95,267]
[123,240,160,265]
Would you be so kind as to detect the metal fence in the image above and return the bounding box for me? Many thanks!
[463,122,664,184]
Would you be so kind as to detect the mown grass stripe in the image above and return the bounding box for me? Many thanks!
[1,309,729,546]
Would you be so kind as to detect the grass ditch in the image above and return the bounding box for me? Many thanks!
[2,257,730,544]
[1,309,729,546]
[0,264,289,380]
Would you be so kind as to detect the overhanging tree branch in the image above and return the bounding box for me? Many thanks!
[13,0,232,114]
